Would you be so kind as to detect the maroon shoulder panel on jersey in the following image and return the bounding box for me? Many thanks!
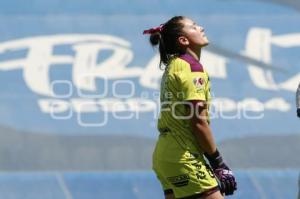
[179,54,204,72]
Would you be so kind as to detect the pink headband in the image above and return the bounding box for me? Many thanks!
[143,24,164,35]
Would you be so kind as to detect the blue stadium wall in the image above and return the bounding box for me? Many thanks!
[0,0,299,198]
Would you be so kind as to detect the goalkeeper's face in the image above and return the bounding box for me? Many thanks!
[179,17,209,48]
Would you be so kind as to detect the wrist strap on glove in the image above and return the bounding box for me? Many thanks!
[204,149,227,170]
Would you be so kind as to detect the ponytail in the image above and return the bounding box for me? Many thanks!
[143,16,186,68]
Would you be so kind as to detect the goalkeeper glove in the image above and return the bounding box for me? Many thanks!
[205,149,237,195]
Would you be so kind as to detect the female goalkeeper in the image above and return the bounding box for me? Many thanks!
[143,16,237,199]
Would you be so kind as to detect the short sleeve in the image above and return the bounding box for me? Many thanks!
[175,71,206,101]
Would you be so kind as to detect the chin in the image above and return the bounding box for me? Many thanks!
[200,37,209,46]
[201,41,209,47]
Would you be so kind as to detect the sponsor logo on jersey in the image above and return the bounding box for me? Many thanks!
[167,174,190,187]
[193,77,205,90]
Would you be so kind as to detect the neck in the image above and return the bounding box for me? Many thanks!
[186,48,201,61]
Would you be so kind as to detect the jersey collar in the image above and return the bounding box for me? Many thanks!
[179,53,204,72]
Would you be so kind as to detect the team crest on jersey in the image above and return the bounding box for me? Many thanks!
[193,77,204,90]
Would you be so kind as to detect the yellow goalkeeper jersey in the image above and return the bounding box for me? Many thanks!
[157,53,212,152]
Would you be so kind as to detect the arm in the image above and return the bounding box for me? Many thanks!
[189,100,217,155]
[297,83,300,117]
[188,100,237,195]
[188,100,228,169]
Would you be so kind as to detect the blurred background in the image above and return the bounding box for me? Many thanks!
[0,0,299,198]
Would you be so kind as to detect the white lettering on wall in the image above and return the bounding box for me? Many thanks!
[0,32,298,116]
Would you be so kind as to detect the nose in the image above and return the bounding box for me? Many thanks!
[198,25,204,32]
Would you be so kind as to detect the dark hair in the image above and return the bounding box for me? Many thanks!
[149,16,186,68]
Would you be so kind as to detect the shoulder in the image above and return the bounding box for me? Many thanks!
[178,54,204,72]
[168,57,191,73]
[168,55,205,74]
